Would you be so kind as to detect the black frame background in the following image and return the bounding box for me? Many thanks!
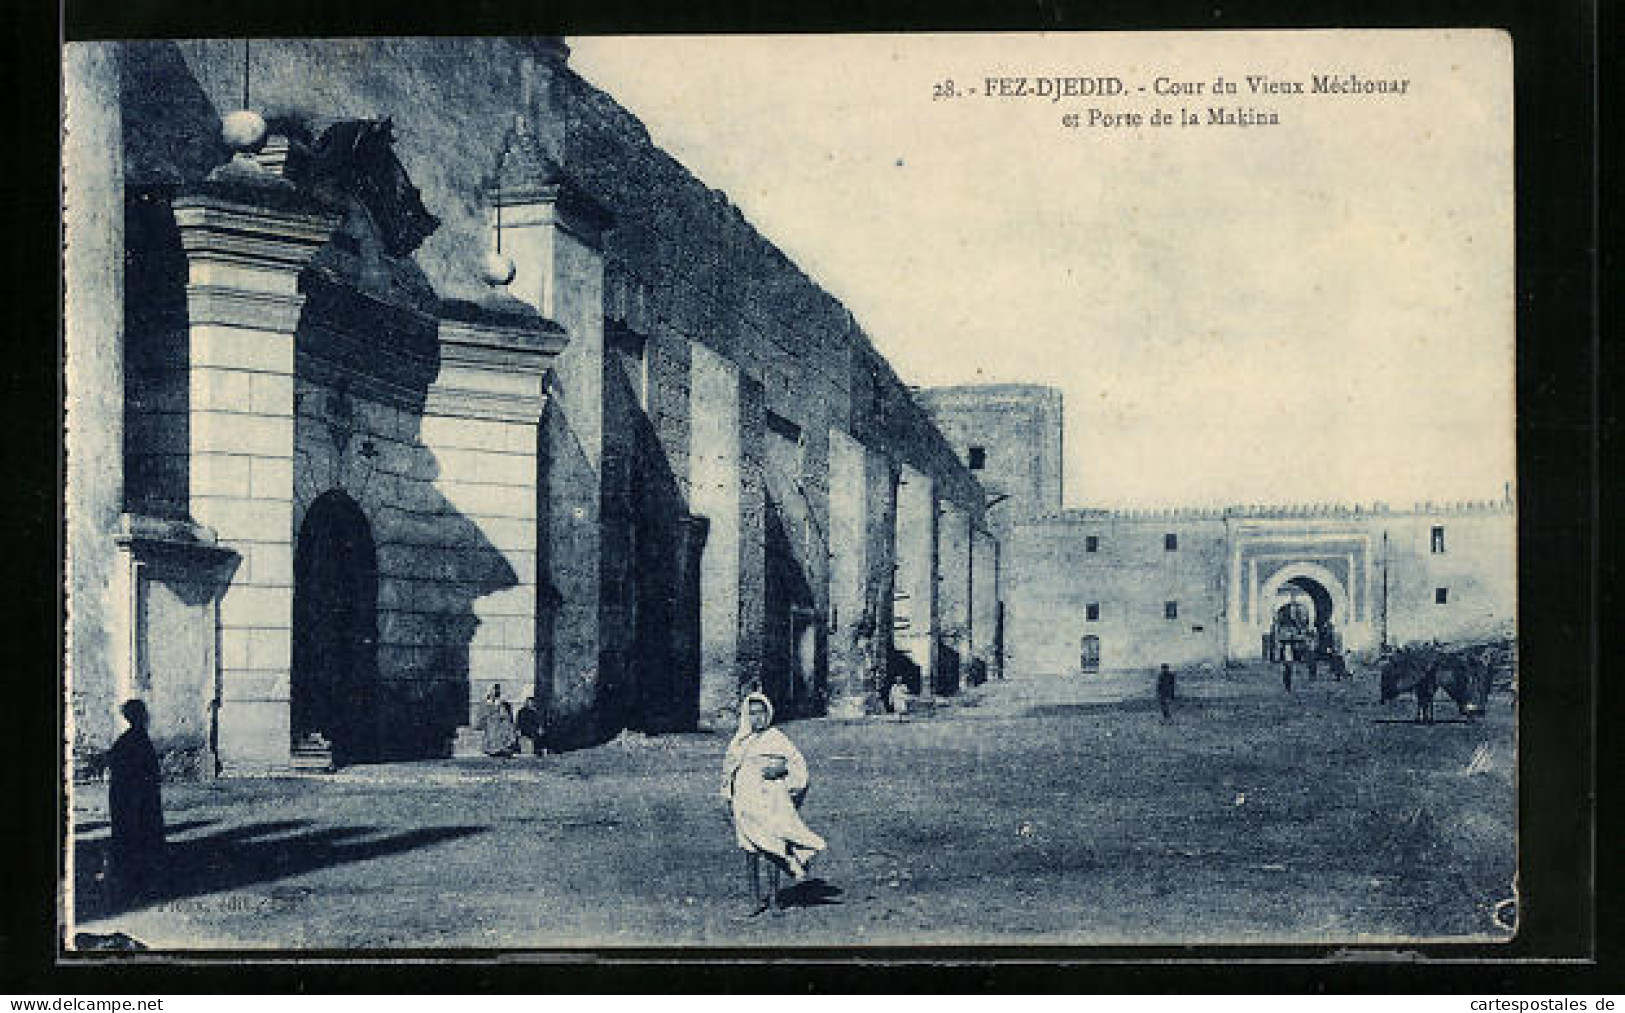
[7,0,1605,992]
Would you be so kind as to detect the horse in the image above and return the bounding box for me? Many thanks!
[279,117,441,258]
[1379,644,1492,723]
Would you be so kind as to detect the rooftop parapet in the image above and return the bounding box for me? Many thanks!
[1035,495,1513,525]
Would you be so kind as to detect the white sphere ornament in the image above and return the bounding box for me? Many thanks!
[221,109,268,152]
[481,251,517,287]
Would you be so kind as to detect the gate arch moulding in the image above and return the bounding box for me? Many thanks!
[1258,560,1350,631]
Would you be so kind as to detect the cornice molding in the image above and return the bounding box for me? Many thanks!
[440,318,568,369]
[185,285,307,334]
[172,193,338,269]
[422,383,549,425]
[489,181,613,250]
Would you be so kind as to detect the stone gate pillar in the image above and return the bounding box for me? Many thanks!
[429,305,567,751]
[971,526,1000,674]
[894,464,938,696]
[689,344,743,730]
[826,428,870,718]
[938,500,972,688]
[172,158,338,774]
[488,124,616,746]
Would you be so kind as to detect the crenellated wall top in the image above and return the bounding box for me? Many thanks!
[1042,494,1514,525]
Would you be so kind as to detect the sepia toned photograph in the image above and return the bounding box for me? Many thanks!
[60,30,1519,952]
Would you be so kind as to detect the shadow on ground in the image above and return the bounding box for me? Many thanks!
[75,818,486,922]
[75,817,217,839]
[777,878,843,909]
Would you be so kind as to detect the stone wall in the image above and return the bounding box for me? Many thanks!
[63,43,129,772]
[1008,514,1229,675]
[1381,509,1517,647]
[924,383,1515,677]
[69,37,997,773]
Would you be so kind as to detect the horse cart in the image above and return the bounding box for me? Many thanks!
[1262,602,1348,677]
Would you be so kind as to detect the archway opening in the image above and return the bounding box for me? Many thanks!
[1283,575,1334,630]
[292,490,379,767]
[1262,563,1348,661]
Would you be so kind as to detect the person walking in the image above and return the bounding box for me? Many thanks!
[1156,663,1177,721]
[720,692,826,916]
[515,695,542,755]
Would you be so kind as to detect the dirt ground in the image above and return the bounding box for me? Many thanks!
[65,662,1517,950]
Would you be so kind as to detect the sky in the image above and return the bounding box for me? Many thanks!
[568,31,1515,509]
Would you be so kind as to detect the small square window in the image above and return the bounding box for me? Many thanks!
[968,446,987,470]
[1431,526,1446,553]
[1085,603,1100,621]
[1165,601,1179,620]
[1435,587,1449,605]
[1165,533,1178,551]
[1085,535,1099,552]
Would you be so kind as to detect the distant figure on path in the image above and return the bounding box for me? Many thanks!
[477,684,519,757]
[1156,663,1176,721]
[1322,622,1347,680]
[107,700,164,906]
[720,692,826,915]
[1281,654,1294,693]
[515,695,542,755]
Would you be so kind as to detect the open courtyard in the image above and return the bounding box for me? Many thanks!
[67,663,1516,950]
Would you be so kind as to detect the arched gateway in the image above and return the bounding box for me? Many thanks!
[1256,561,1351,664]
[1260,561,1349,631]
[291,490,379,766]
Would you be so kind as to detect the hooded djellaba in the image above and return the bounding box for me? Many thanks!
[107,700,165,905]
[720,692,826,880]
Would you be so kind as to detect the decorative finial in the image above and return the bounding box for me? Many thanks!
[482,181,516,287]
[481,250,517,287]
[221,109,268,154]
[221,40,266,153]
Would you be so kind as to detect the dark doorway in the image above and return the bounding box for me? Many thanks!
[292,491,379,766]
[1284,575,1334,628]
[763,495,817,717]
[1080,634,1101,675]
[1267,575,1336,664]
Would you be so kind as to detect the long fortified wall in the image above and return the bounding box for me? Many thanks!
[67,37,993,774]
[917,382,1515,678]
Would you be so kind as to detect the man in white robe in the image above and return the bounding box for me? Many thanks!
[720,692,826,913]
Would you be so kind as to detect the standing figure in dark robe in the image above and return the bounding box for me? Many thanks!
[1156,663,1176,721]
[515,696,542,755]
[107,700,164,907]
[477,684,520,757]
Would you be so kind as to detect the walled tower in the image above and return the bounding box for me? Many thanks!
[913,384,1064,530]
